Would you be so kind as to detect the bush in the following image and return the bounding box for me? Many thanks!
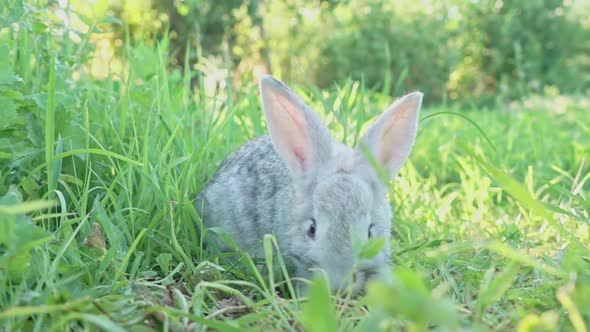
[307,0,459,103]
[27,0,590,106]
[238,0,589,104]
[448,0,590,105]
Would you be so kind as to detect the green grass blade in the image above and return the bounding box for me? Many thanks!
[0,200,56,214]
[422,111,498,154]
[45,56,56,199]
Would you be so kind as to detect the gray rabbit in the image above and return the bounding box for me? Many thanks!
[195,75,422,294]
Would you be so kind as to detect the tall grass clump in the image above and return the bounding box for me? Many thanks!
[1,1,589,331]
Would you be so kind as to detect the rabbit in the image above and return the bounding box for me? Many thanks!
[195,75,422,295]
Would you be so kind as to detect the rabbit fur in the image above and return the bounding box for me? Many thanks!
[195,75,422,294]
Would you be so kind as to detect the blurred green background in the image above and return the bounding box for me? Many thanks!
[5,0,589,106]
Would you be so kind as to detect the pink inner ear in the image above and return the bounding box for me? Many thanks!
[378,113,397,162]
[273,93,309,169]
[292,145,305,165]
[378,101,416,171]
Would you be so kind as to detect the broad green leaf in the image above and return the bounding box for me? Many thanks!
[359,237,386,260]
[0,96,17,130]
[300,275,338,332]
[0,191,53,280]
[366,267,459,329]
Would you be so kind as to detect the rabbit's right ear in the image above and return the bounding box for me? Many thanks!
[259,75,332,177]
[356,92,423,179]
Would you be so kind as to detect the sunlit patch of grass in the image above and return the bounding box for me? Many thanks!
[1,7,589,332]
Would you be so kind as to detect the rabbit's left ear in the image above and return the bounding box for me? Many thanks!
[259,75,333,177]
[356,92,422,178]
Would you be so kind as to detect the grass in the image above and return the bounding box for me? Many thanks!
[1,5,589,332]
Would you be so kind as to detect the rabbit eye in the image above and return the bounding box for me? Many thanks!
[368,224,375,238]
[307,218,316,239]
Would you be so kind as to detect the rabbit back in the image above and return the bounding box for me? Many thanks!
[195,136,294,254]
